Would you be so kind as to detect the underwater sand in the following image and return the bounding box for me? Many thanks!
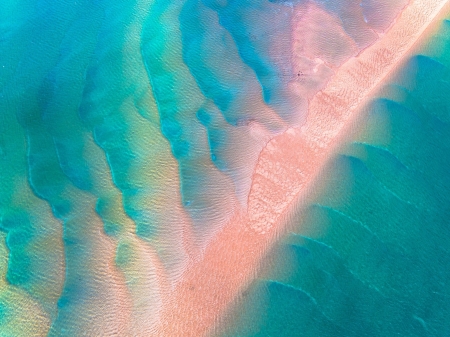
[153,0,450,336]
[1,0,450,336]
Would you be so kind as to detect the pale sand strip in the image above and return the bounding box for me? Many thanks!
[153,0,450,335]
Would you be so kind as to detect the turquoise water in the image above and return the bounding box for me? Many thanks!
[220,19,450,337]
[0,0,432,335]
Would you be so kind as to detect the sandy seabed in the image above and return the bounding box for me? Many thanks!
[148,0,450,335]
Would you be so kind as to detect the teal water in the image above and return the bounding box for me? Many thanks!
[202,0,296,114]
[220,18,450,337]
[0,0,424,335]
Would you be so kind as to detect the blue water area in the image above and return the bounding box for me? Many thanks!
[180,0,240,121]
[207,0,293,103]
[220,19,450,337]
[2,0,294,332]
[141,1,244,233]
[0,0,443,334]
[201,0,299,121]
[1,211,34,286]
[1,0,109,328]
[1,0,151,334]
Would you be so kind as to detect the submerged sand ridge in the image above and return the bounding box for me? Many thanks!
[153,0,450,335]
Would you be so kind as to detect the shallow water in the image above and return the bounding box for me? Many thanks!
[0,0,440,335]
[219,17,450,337]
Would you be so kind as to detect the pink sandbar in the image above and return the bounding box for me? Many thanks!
[152,0,450,335]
